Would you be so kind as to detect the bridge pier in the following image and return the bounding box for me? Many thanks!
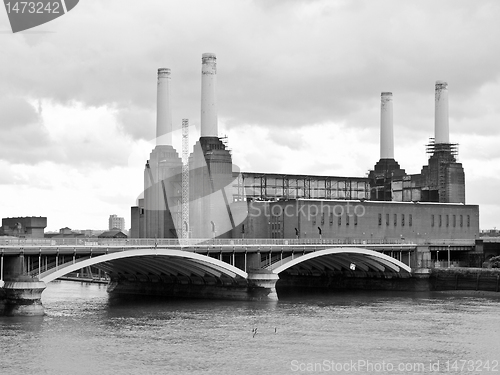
[0,278,46,316]
[247,270,279,301]
[0,255,46,316]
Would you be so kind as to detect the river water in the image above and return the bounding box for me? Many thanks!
[1,281,499,375]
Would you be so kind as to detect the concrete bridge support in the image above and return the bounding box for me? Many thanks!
[1,280,46,316]
[247,270,279,301]
[0,255,46,316]
[243,252,279,300]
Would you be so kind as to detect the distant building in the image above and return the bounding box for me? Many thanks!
[109,214,125,231]
[0,217,47,238]
[74,229,108,237]
[45,227,85,239]
[98,229,128,239]
[481,229,500,237]
[82,229,94,237]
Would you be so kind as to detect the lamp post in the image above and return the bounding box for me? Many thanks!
[211,221,216,239]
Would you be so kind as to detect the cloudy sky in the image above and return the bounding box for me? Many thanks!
[1,0,500,231]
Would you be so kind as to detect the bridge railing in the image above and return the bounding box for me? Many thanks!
[0,237,475,247]
[28,255,93,279]
[0,237,417,247]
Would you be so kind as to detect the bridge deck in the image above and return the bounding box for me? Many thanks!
[0,242,418,255]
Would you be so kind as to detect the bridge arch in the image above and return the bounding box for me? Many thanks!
[269,247,412,276]
[39,248,248,283]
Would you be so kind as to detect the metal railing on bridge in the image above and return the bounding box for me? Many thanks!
[0,237,416,247]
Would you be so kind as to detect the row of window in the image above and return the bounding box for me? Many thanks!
[431,214,470,228]
[312,213,359,227]
[239,188,367,200]
[272,210,473,229]
[377,213,471,228]
[378,213,412,227]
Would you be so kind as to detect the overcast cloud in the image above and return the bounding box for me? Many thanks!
[1,0,500,230]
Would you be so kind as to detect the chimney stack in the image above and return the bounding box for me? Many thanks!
[156,68,172,145]
[201,53,218,137]
[434,81,449,144]
[380,92,394,159]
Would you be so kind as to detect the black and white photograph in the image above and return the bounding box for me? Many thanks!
[1,1,500,374]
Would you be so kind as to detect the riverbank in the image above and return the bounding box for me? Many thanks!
[434,289,500,298]
[429,267,500,293]
[275,268,500,295]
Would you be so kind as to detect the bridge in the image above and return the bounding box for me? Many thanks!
[1,238,416,316]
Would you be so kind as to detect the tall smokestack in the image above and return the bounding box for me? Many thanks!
[201,53,218,137]
[434,80,449,144]
[156,68,172,145]
[380,92,394,159]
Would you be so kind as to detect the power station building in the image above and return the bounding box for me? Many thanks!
[130,54,479,244]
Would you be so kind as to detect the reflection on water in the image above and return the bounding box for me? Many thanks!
[1,281,499,375]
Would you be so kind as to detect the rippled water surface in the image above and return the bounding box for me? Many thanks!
[1,281,500,374]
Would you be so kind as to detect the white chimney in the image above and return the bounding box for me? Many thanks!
[380,92,394,159]
[434,80,449,144]
[156,68,172,145]
[201,53,218,137]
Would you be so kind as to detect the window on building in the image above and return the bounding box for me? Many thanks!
[321,213,325,225]
[446,215,449,227]
[439,215,442,227]
[431,214,434,227]
[460,215,463,227]
[354,214,358,226]
[386,213,389,226]
[409,214,412,227]
[338,216,341,226]
[401,214,405,227]
[378,213,382,226]
[453,215,456,227]
[467,215,470,227]
[394,214,397,226]
[346,214,350,226]
[330,213,333,225]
